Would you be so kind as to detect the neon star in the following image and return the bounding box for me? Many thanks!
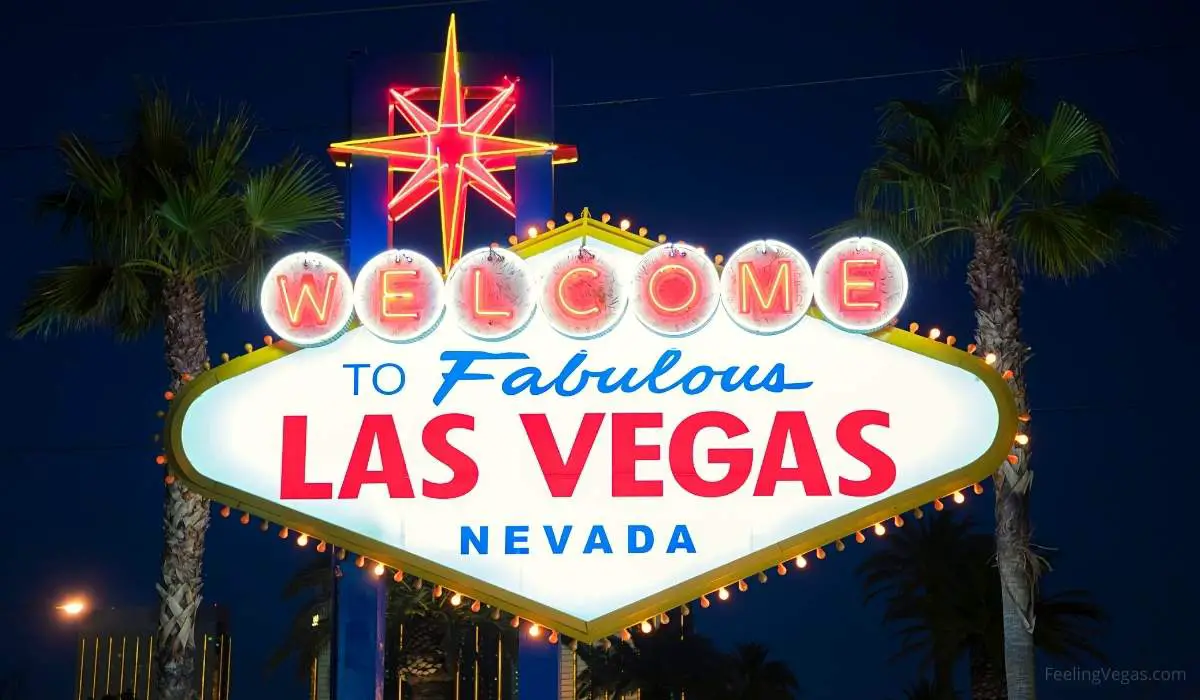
[328,15,578,270]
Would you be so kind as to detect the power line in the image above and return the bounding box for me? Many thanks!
[0,41,1182,156]
[34,0,491,32]
[0,402,1173,457]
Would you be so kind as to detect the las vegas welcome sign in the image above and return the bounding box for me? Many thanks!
[164,214,1017,642]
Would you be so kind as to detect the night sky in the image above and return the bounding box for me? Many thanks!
[1,1,1196,698]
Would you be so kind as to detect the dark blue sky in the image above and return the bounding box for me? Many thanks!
[1,1,1195,698]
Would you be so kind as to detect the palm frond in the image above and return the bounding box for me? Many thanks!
[13,263,159,339]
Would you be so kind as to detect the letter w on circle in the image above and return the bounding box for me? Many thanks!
[278,272,337,327]
[521,414,605,497]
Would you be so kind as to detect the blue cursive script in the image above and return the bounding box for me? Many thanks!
[431,349,812,406]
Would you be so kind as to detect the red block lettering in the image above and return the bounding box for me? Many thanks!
[338,415,415,499]
[280,415,333,499]
[836,410,895,497]
[669,412,752,497]
[522,413,605,497]
[421,413,479,499]
[754,411,832,496]
[612,413,664,497]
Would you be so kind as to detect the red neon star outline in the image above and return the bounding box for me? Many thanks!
[328,15,578,270]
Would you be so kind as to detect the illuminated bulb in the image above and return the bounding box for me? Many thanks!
[239,513,250,525]
[433,585,443,598]
[548,631,559,644]
[154,455,167,465]
[855,531,865,544]
[735,580,746,593]
[967,343,977,354]
[297,533,309,547]
[510,616,521,628]
[984,352,997,365]
[717,587,730,601]
[526,226,538,238]
[220,352,230,363]
[815,546,826,560]
[795,555,807,569]
[714,254,724,265]
[450,593,462,606]
[373,562,385,576]
[546,220,556,230]
[317,541,327,553]
[180,373,192,383]
[601,213,611,223]
[619,219,631,231]
[638,226,648,236]
[489,242,498,249]
[893,514,904,527]
[699,595,710,608]
[697,246,706,255]
[279,527,290,539]
[656,234,667,243]
[164,474,175,485]
[164,391,175,401]
[219,505,230,518]
[953,491,966,504]
[243,343,253,353]
[933,498,945,511]
[1015,433,1029,446]
[471,600,481,613]
[1018,413,1031,422]
[1007,454,1019,464]
[776,563,787,575]
[929,328,941,340]
[355,555,366,568]
[264,335,274,345]
[564,212,575,222]
[393,571,404,583]
[874,523,886,536]
[946,335,956,346]
[908,322,919,333]
[973,483,984,495]
[508,234,518,245]
[640,620,652,634]
[1002,369,1015,380]
[620,629,631,641]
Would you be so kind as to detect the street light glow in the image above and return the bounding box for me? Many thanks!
[57,598,87,616]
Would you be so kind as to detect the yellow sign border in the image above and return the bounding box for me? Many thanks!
[164,216,1018,642]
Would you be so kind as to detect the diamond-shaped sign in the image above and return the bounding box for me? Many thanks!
[165,218,1016,642]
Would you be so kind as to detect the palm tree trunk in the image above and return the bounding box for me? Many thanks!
[408,675,454,700]
[969,648,1008,700]
[155,276,212,700]
[967,228,1035,700]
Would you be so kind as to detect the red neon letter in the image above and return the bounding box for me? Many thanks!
[280,416,333,499]
[472,268,512,318]
[421,413,479,499]
[381,269,419,319]
[647,264,698,314]
[278,272,338,327]
[521,414,605,497]
[739,261,792,314]
[753,412,832,496]
[557,267,601,317]
[338,415,415,499]
[612,413,664,497]
[841,259,881,310]
[669,412,752,497]
[836,410,896,497]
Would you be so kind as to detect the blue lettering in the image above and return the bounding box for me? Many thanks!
[371,362,406,395]
[544,525,573,554]
[666,525,697,554]
[628,525,654,553]
[343,363,370,395]
[461,526,488,555]
[435,350,529,406]
[582,525,614,554]
[505,525,530,554]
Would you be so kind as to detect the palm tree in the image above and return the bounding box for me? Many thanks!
[896,678,956,700]
[726,643,798,700]
[15,89,341,700]
[834,63,1166,698]
[858,509,1106,700]
[575,623,734,700]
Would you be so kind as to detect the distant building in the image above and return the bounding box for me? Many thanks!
[73,604,232,700]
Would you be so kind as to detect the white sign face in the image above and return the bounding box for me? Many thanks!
[172,233,1013,640]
